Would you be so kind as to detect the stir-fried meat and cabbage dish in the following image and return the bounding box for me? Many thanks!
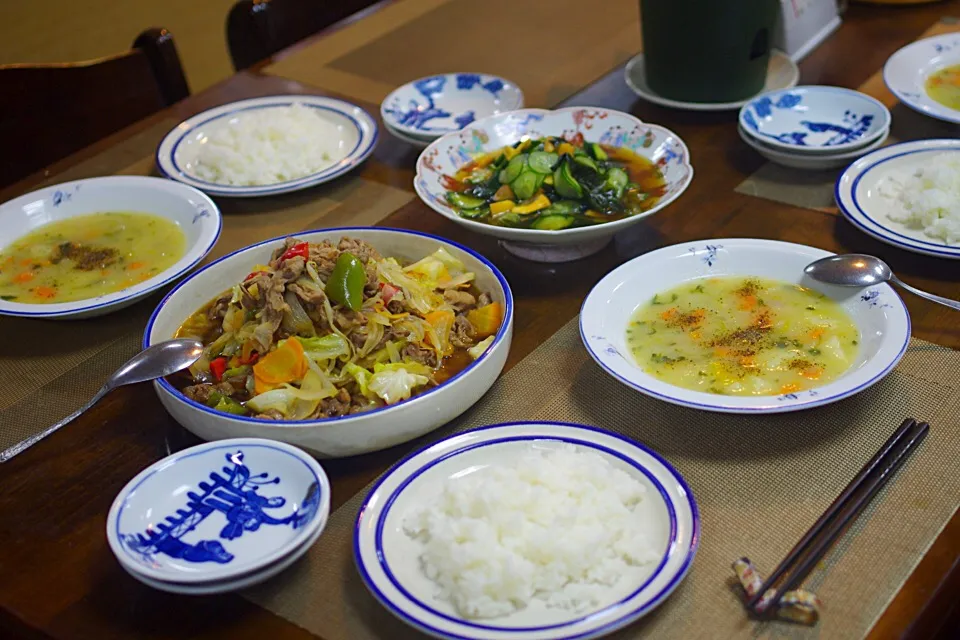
[173,237,504,420]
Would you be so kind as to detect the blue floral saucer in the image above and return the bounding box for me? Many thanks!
[381,73,523,138]
[739,86,890,154]
[106,438,330,584]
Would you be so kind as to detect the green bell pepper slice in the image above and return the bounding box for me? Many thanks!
[325,251,366,312]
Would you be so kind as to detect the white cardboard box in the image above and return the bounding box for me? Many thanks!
[774,0,842,62]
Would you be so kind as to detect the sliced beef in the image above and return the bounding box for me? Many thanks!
[308,240,340,279]
[254,409,285,420]
[334,309,366,333]
[206,293,232,323]
[270,237,300,263]
[387,299,406,314]
[450,314,475,349]
[277,255,306,283]
[312,388,352,418]
[403,343,438,368]
[477,292,492,307]
[288,282,326,307]
[338,237,382,264]
[443,289,476,312]
[252,275,287,352]
[183,381,237,404]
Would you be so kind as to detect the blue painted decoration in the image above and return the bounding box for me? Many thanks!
[744,92,876,147]
[119,450,320,565]
[383,74,513,133]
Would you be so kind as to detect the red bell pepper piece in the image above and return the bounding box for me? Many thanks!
[280,242,310,261]
[379,282,400,304]
[237,352,259,366]
[210,357,228,381]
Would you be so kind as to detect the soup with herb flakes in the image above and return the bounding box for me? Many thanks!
[925,63,960,112]
[0,212,186,304]
[626,276,860,396]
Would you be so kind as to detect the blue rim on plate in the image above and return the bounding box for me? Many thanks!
[156,96,379,197]
[353,421,700,640]
[143,226,514,426]
[0,176,222,318]
[835,138,960,259]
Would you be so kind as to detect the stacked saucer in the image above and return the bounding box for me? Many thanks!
[738,86,891,170]
[106,438,330,595]
[381,72,523,148]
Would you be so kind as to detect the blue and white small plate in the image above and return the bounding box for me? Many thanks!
[739,86,890,154]
[156,95,378,198]
[381,73,523,139]
[107,438,330,584]
[354,422,698,640]
[580,239,911,414]
[835,139,960,260]
[884,33,960,125]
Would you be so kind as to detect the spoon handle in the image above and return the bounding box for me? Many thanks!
[0,383,112,463]
[892,275,960,311]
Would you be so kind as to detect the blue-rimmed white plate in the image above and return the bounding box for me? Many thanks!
[106,438,330,584]
[580,239,911,414]
[883,33,960,125]
[156,95,378,198]
[354,421,698,640]
[835,138,960,259]
[382,73,523,139]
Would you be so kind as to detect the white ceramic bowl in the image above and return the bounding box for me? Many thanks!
[0,176,221,319]
[355,421,698,640]
[738,124,889,171]
[415,107,693,263]
[385,122,432,149]
[157,95,378,198]
[884,33,960,125]
[835,138,960,259]
[580,239,911,414]
[145,227,514,458]
[382,73,523,138]
[739,86,890,153]
[106,438,330,584]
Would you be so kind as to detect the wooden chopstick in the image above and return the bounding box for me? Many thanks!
[745,418,926,612]
[761,421,929,610]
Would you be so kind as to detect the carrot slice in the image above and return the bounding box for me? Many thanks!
[466,302,503,339]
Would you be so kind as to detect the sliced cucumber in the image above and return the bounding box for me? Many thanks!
[573,154,599,172]
[532,214,576,230]
[589,143,608,161]
[511,171,539,200]
[495,212,525,227]
[605,167,628,194]
[499,154,527,184]
[459,206,489,220]
[446,192,487,209]
[528,151,559,174]
[543,200,582,215]
[553,160,583,199]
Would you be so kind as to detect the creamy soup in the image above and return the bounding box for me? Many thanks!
[626,276,860,396]
[925,63,960,112]
[0,212,186,304]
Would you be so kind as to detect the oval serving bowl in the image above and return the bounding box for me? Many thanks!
[884,33,960,125]
[145,227,514,458]
[106,438,330,585]
[382,73,524,139]
[355,421,698,640]
[835,138,960,260]
[580,239,911,414]
[414,107,693,263]
[0,176,221,320]
[156,95,378,198]
[738,86,890,154]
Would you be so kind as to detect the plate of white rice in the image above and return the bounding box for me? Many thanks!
[354,421,699,640]
[836,139,960,259]
[156,95,378,197]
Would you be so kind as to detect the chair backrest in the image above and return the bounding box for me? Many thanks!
[226,0,379,71]
[0,28,190,189]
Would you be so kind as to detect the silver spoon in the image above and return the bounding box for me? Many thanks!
[0,339,204,463]
[804,254,960,311]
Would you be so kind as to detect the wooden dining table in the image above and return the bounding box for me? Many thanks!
[1,1,958,638]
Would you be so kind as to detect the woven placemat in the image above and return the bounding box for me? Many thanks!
[735,18,960,212]
[244,317,960,640]
[263,0,641,108]
[0,152,414,455]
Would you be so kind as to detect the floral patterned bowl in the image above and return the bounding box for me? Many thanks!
[414,107,693,262]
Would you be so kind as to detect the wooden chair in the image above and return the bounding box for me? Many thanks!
[226,0,379,71]
[0,28,190,189]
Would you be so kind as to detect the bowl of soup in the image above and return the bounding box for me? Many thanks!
[883,33,960,125]
[0,176,221,319]
[144,227,513,458]
[579,239,911,413]
[414,107,693,263]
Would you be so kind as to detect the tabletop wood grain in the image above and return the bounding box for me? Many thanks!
[1,1,958,638]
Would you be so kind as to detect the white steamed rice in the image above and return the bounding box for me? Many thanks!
[879,152,960,245]
[192,103,343,186]
[402,443,660,620]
